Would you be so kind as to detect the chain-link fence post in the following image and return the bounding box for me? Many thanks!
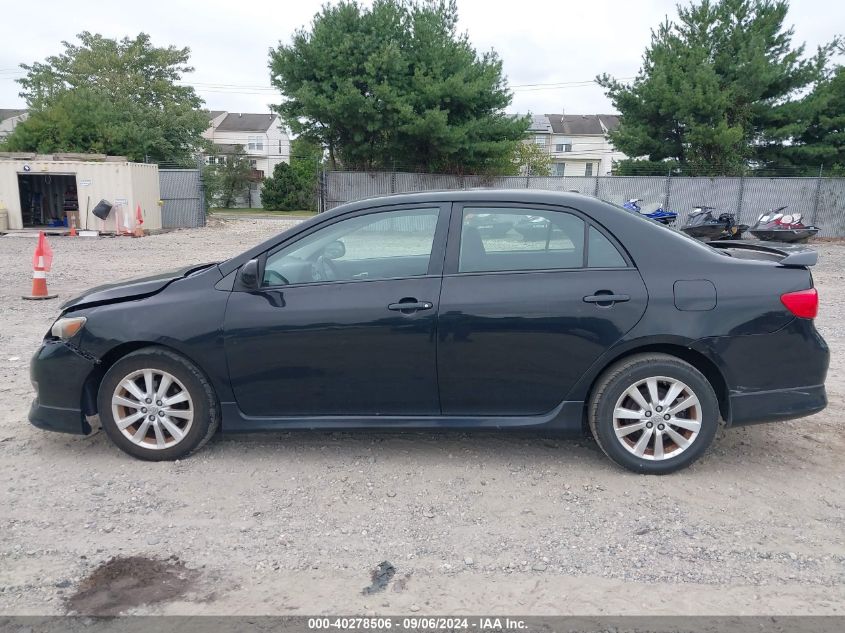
[736,170,746,221]
[318,169,326,213]
[195,154,207,226]
[811,164,824,226]
[663,168,671,211]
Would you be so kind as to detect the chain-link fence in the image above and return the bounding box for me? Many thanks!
[159,169,206,228]
[322,171,845,237]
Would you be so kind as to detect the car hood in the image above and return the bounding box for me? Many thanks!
[61,263,218,311]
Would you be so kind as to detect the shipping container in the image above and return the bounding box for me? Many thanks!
[0,154,161,231]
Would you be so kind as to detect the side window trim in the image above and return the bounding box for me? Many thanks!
[257,203,450,289]
[443,202,632,275]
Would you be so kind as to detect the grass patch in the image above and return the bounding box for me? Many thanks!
[210,208,317,217]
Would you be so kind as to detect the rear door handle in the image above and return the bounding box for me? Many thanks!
[388,300,434,312]
[583,294,630,304]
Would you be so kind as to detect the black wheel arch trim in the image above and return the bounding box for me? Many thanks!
[81,341,222,417]
[566,335,732,427]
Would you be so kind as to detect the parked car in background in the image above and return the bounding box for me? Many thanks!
[30,191,829,473]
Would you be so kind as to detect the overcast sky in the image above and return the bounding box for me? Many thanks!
[1,0,842,118]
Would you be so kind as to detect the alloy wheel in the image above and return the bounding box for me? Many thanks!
[612,376,702,461]
[111,369,194,450]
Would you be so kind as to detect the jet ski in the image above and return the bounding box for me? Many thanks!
[465,213,514,237]
[680,206,747,241]
[622,199,678,226]
[513,215,552,240]
[749,207,820,243]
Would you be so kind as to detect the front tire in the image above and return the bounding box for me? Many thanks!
[97,347,220,461]
[589,353,719,474]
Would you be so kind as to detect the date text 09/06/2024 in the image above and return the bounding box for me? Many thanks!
[307,617,528,630]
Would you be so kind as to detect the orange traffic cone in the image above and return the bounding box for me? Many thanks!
[22,231,58,300]
[115,206,129,236]
[133,203,145,238]
[68,216,78,237]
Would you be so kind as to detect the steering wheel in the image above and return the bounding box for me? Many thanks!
[264,269,289,286]
[312,255,339,282]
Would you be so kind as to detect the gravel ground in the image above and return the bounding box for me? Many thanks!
[0,218,843,616]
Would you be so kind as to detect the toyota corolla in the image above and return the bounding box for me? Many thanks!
[29,191,829,473]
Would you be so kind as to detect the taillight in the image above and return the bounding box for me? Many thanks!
[781,288,818,319]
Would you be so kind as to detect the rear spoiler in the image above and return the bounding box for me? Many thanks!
[709,240,818,267]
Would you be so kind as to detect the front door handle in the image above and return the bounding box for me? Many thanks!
[583,293,630,305]
[388,300,434,312]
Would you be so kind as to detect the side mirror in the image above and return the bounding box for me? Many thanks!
[239,259,260,290]
[323,240,346,260]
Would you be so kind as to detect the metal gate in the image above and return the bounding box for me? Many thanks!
[159,169,206,228]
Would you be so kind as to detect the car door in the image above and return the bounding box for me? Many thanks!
[223,204,449,417]
[436,203,648,416]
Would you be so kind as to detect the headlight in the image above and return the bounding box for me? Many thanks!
[50,316,87,340]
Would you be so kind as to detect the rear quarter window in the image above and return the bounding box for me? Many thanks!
[588,226,626,268]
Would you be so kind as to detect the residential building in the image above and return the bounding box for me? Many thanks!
[0,109,28,141]
[528,113,626,176]
[202,111,289,180]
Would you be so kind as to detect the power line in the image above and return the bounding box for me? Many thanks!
[0,72,623,93]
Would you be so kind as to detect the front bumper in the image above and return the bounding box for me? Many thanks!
[28,341,96,435]
[29,398,90,434]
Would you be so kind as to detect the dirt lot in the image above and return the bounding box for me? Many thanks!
[1,217,843,616]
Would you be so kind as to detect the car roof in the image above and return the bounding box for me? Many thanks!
[323,189,592,217]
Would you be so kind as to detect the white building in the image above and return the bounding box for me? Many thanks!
[202,111,289,180]
[0,109,28,141]
[528,113,626,176]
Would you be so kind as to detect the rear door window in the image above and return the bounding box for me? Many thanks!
[459,208,586,273]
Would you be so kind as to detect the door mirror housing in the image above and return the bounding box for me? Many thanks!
[238,259,260,290]
[323,240,346,260]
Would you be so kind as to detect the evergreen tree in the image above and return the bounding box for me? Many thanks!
[269,0,528,174]
[597,0,835,175]
[761,63,845,174]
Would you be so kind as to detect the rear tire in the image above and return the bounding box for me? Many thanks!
[97,347,220,461]
[588,353,719,474]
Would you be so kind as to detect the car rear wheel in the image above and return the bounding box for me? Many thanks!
[97,347,220,461]
[588,353,719,474]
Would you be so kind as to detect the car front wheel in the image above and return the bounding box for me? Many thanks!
[589,353,719,474]
[97,347,220,461]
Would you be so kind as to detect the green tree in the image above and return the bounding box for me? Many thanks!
[261,162,304,210]
[3,32,207,164]
[511,141,552,176]
[262,138,324,211]
[269,0,528,174]
[204,146,253,208]
[612,158,682,175]
[760,63,845,174]
[597,0,835,175]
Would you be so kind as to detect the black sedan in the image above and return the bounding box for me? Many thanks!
[29,191,829,473]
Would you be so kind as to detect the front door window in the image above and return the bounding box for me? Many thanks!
[263,208,440,286]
